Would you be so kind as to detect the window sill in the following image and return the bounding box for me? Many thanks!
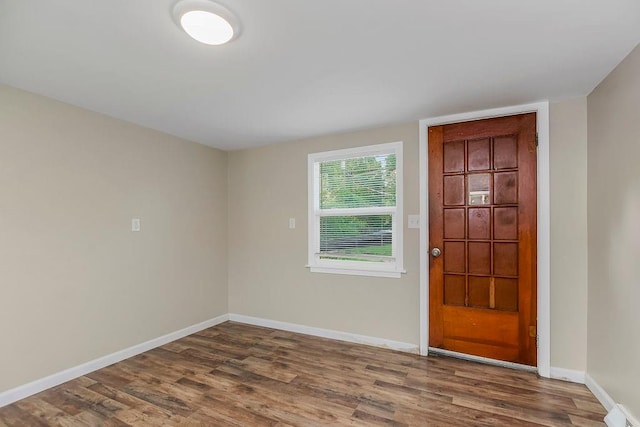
[306,265,406,278]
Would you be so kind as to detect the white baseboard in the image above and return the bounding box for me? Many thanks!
[550,367,586,384]
[585,373,640,427]
[585,373,617,412]
[228,313,419,354]
[604,404,639,427]
[0,314,229,409]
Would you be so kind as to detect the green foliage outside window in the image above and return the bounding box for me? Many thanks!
[319,154,396,258]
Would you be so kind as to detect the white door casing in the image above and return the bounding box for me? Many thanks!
[418,102,551,378]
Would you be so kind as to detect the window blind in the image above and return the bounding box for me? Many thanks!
[317,153,396,262]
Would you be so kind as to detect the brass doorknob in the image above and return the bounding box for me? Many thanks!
[431,247,442,257]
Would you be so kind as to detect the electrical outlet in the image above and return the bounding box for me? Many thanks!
[289,218,296,229]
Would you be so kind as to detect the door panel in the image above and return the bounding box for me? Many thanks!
[428,113,537,366]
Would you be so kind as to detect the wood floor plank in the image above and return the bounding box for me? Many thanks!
[0,404,50,427]
[451,396,572,426]
[86,382,186,425]
[573,398,608,415]
[404,371,604,422]
[14,397,85,427]
[568,414,608,427]
[193,393,282,426]
[0,321,606,426]
[210,366,357,423]
[393,399,543,427]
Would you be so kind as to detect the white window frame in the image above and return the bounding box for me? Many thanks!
[307,141,404,278]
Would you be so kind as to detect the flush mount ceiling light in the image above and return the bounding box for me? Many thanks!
[173,0,240,45]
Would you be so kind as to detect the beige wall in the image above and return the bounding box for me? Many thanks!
[228,123,421,345]
[587,45,640,416]
[549,98,589,371]
[228,107,591,370]
[0,84,228,393]
[0,82,597,395]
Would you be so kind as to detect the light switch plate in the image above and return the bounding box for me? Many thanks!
[408,214,420,229]
[131,218,141,232]
[289,218,296,229]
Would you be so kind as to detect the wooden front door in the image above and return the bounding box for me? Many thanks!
[428,113,537,366]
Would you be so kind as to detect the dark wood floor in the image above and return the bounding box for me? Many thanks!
[0,322,606,426]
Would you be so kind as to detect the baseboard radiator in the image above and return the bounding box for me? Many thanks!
[605,405,639,427]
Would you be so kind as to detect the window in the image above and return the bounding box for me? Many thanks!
[307,141,404,278]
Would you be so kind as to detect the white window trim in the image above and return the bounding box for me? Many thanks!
[307,141,404,278]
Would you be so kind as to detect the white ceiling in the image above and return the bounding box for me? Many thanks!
[1,1,639,150]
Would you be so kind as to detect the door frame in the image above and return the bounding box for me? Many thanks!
[418,101,550,378]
